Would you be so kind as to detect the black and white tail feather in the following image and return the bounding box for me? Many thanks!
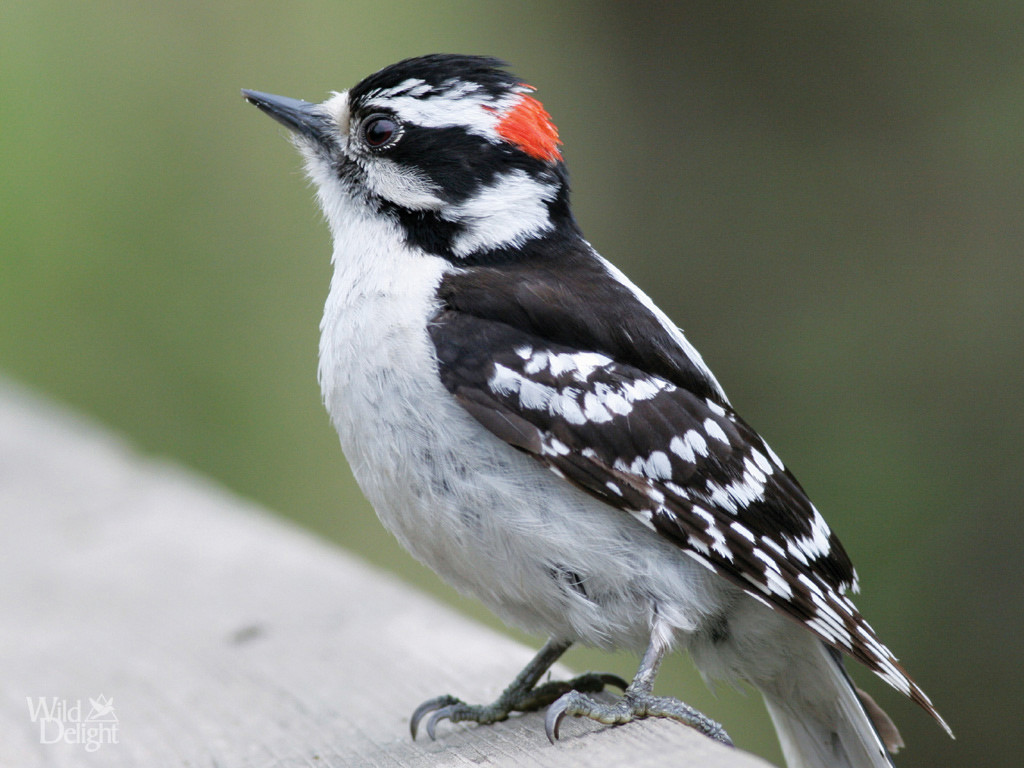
[244,53,952,768]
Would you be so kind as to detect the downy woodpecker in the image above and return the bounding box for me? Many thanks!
[244,54,951,768]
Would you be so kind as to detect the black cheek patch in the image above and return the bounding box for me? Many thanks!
[387,125,502,204]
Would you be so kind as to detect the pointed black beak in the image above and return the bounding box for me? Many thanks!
[242,89,330,144]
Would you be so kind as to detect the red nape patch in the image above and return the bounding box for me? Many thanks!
[494,92,562,162]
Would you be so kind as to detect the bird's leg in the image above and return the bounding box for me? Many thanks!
[544,632,733,746]
[411,637,627,740]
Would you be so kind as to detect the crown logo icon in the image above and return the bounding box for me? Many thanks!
[86,695,117,722]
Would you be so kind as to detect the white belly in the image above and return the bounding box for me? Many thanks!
[317,235,729,650]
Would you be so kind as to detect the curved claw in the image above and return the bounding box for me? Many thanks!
[544,693,574,743]
[426,705,459,741]
[410,695,459,740]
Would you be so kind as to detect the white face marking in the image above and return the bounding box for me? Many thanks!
[369,77,432,100]
[312,84,564,258]
[299,89,447,213]
[316,89,556,221]
[360,157,446,209]
[447,169,557,257]
[296,93,355,234]
[366,82,522,140]
[321,90,351,137]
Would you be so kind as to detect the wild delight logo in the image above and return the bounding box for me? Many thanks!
[26,694,119,752]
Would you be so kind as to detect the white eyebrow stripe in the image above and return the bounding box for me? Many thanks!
[366,85,522,141]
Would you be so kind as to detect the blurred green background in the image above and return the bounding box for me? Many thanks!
[2,2,1021,765]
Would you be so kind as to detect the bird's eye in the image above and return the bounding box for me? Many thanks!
[362,114,400,149]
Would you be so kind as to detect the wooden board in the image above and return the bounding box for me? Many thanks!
[0,381,772,767]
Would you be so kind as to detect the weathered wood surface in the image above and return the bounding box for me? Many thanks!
[0,381,773,767]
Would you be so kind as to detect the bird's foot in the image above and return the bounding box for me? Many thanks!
[544,689,733,746]
[410,671,627,740]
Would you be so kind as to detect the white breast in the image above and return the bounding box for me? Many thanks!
[315,199,729,651]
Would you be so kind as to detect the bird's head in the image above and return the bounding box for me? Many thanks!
[244,54,576,262]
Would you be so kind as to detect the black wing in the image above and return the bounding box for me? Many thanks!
[429,264,946,729]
